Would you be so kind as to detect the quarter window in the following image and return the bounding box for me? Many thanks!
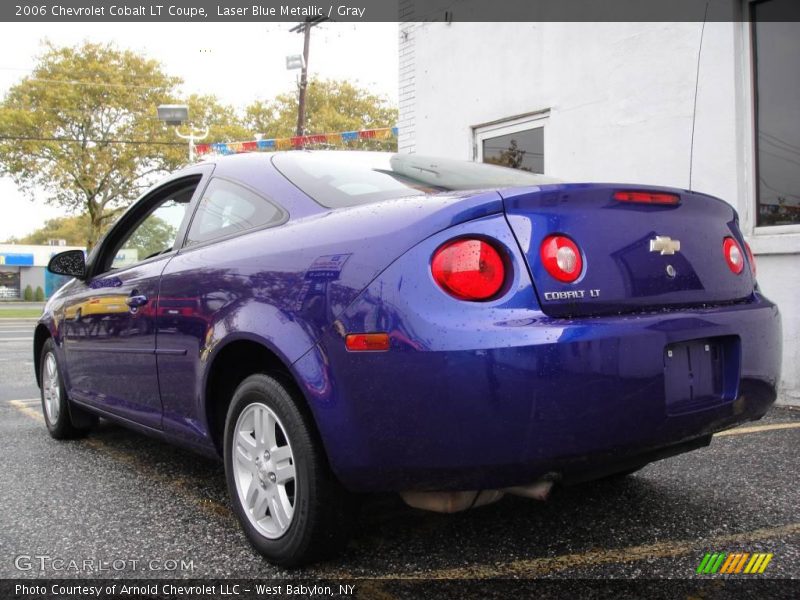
[752,0,800,227]
[185,178,284,246]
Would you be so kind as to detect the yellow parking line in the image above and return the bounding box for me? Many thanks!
[8,399,232,523]
[356,522,800,580]
[8,398,800,572]
[9,399,43,421]
[715,422,800,437]
[81,438,234,523]
[14,398,40,405]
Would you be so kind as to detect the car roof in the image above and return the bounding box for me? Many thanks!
[196,149,392,167]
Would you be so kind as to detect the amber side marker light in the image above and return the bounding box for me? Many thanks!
[613,190,680,205]
[345,333,390,352]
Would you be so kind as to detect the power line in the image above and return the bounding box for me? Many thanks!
[4,77,173,91]
[0,64,178,83]
[2,108,166,120]
[0,135,183,146]
[759,131,800,155]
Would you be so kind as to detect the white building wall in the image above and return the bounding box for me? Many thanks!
[0,243,85,266]
[400,21,799,403]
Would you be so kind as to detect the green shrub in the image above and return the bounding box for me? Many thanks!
[34,286,45,301]
[23,285,34,301]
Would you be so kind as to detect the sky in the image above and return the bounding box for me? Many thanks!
[0,22,399,241]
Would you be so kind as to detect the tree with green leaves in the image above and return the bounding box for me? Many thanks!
[125,215,178,261]
[0,42,183,248]
[0,42,246,249]
[185,93,250,145]
[244,78,398,150]
[3,214,90,246]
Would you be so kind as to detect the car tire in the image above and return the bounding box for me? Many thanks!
[39,338,97,439]
[223,373,353,567]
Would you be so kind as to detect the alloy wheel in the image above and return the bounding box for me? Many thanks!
[42,352,60,424]
[232,402,297,539]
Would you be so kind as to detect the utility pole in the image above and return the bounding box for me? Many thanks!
[296,23,311,137]
[290,17,326,137]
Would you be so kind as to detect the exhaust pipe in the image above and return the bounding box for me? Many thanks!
[504,480,554,501]
[400,476,556,513]
[400,489,505,513]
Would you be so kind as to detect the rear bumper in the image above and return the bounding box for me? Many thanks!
[300,293,781,493]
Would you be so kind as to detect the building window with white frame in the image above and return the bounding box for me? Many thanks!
[474,112,548,173]
[751,0,800,227]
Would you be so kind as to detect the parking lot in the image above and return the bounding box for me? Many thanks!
[1,317,798,586]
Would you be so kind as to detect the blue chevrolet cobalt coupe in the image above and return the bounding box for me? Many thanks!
[35,151,781,565]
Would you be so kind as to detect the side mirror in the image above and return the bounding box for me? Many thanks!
[47,250,87,279]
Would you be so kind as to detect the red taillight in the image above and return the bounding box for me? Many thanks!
[723,237,745,274]
[540,235,583,283]
[345,333,390,352]
[431,238,506,301]
[745,241,757,278]
[613,190,680,205]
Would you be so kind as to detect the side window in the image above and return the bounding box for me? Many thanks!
[102,181,197,272]
[185,178,284,246]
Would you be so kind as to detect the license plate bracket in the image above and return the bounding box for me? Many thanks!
[664,337,739,415]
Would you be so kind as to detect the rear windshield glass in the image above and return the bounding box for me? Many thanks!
[272,151,559,208]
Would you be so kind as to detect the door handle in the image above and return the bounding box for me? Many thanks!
[126,294,149,308]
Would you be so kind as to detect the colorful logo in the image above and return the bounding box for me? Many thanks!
[697,552,773,574]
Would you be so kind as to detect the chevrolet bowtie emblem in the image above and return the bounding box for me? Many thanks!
[649,236,681,255]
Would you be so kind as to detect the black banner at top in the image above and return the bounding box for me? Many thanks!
[2,0,800,22]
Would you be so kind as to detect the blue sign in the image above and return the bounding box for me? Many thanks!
[0,253,34,266]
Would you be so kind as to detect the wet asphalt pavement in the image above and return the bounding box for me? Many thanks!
[1,318,798,589]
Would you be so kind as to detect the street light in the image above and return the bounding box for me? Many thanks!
[156,104,189,126]
[157,104,209,162]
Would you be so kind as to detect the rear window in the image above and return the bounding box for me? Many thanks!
[272,151,559,208]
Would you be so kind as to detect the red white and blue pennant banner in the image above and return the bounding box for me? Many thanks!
[195,127,398,157]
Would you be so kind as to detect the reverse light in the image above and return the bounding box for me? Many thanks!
[745,241,757,278]
[540,235,583,283]
[345,333,390,352]
[613,190,680,205]
[431,238,506,301]
[723,237,745,275]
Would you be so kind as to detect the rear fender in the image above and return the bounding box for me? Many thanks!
[302,213,545,487]
[337,212,542,351]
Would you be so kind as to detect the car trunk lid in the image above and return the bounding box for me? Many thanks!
[501,184,755,317]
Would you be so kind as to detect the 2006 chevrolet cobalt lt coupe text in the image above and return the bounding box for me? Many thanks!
[34,151,781,565]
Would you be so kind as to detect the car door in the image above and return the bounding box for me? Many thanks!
[62,167,212,430]
[155,177,288,443]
